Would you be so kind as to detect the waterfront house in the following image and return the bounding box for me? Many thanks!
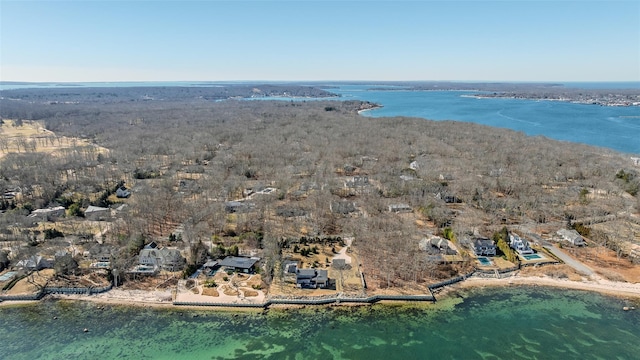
[89,244,117,262]
[161,248,186,271]
[296,268,329,288]
[84,206,110,221]
[556,229,585,246]
[138,246,186,272]
[218,256,260,273]
[473,238,497,256]
[509,233,534,255]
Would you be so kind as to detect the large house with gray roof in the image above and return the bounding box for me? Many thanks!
[473,238,497,256]
[296,269,329,289]
[138,245,185,272]
[218,256,260,273]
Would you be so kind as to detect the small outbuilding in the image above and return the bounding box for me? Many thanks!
[116,186,131,198]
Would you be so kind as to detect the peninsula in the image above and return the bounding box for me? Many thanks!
[1,84,639,308]
[365,81,640,107]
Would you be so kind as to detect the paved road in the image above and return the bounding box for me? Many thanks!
[543,245,594,276]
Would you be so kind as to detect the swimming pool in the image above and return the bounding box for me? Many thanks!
[0,271,17,282]
[477,257,492,266]
[522,253,544,261]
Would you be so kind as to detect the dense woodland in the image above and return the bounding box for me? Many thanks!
[1,85,639,286]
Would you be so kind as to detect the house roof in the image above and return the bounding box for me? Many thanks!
[29,206,65,217]
[224,201,254,213]
[116,187,131,197]
[315,269,328,282]
[389,204,412,212]
[474,238,495,247]
[139,248,159,258]
[85,205,109,213]
[159,248,182,261]
[557,229,581,239]
[139,247,184,264]
[144,241,158,249]
[296,269,328,281]
[31,206,65,214]
[17,255,44,268]
[330,201,357,214]
[297,269,317,277]
[218,256,259,269]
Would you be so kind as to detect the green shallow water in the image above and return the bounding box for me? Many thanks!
[1,286,638,360]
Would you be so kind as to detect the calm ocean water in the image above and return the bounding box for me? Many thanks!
[1,287,638,359]
[329,85,640,155]
[2,81,637,154]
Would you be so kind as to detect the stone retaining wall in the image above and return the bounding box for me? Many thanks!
[174,293,436,308]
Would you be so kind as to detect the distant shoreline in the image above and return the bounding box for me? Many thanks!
[464,94,640,107]
[3,274,638,311]
[357,104,383,114]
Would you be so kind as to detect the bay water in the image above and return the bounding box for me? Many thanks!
[329,85,640,155]
[1,287,638,359]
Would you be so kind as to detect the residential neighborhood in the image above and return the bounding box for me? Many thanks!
[1,90,639,310]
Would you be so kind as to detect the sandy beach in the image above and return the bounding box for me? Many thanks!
[437,274,640,300]
[12,272,631,312]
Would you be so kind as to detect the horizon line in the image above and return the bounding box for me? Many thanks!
[2,80,640,84]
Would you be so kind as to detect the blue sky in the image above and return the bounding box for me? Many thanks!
[1,0,638,82]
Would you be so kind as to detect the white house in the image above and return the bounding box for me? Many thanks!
[509,233,534,255]
[557,229,585,246]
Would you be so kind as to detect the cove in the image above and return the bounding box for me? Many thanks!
[330,85,640,155]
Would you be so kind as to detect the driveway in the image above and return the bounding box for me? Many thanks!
[543,244,594,276]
